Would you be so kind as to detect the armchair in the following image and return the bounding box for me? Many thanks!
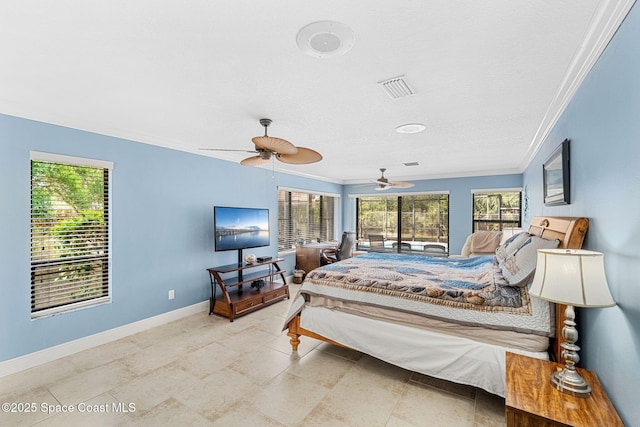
[321,232,357,265]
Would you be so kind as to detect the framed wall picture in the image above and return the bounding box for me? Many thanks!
[543,139,570,206]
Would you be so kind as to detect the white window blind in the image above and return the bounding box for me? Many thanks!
[278,189,336,252]
[30,154,111,317]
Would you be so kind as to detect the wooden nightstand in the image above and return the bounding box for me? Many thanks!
[505,352,623,426]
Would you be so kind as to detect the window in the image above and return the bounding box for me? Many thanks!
[472,190,521,232]
[356,193,449,253]
[30,152,112,317]
[278,188,337,253]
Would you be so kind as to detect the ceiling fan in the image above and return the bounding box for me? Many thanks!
[199,118,322,166]
[370,168,415,190]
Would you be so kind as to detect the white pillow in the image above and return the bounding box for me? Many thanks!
[500,235,560,287]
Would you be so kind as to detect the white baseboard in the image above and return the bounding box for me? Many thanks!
[0,301,208,378]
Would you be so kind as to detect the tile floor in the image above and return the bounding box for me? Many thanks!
[0,284,506,426]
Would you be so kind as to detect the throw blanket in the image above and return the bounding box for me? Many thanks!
[469,230,503,254]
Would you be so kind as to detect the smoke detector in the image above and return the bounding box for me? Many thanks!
[297,21,355,59]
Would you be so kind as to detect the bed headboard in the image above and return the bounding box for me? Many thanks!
[527,216,589,249]
[526,216,589,361]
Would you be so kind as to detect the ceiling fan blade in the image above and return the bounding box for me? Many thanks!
[389,181,415,189]
[240,155,270,166]
[252,136,297,155]
[199,148,257,154]
[277,147,323,164]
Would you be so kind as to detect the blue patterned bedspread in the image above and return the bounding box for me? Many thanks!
[303,252,529,313]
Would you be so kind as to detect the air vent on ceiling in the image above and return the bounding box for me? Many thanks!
[379,75,415,99]
[404,162,420,167]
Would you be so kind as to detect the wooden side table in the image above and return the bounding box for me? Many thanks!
[505,352,623,426]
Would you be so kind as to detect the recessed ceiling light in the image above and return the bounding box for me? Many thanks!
[296,21,355,59]
[395,123,426,134]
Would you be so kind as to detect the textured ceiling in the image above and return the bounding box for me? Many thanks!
[0,1,632,184]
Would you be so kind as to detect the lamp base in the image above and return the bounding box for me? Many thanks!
[550,304,592,398]
[551,367,592,398]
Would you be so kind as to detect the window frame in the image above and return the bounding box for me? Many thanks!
[29,151,113,319]
[277,187,339,255]
[471,188,522,233]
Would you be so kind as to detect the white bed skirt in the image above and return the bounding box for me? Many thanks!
[300,306,549,397]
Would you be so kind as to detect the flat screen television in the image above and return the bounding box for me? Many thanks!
[214,206,270,263]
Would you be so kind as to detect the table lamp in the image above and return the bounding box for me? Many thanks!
[528,249,616,398]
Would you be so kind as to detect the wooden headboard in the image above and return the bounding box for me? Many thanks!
[526,216,589,361]
[527,216,589,250]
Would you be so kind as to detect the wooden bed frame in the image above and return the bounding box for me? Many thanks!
[286,216,589,363]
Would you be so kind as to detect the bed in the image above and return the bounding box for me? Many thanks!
[284,216,589,397]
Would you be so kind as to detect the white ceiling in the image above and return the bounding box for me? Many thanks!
[0,1,633,184]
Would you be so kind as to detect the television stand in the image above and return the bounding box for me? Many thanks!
[206,258,288,321]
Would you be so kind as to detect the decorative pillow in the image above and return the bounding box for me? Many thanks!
[500,236,560,287]
[495,231,530,264]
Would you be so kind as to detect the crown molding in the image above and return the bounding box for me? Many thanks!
[521,0,636,169]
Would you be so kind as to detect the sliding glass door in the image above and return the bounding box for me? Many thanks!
[357,194,449,254]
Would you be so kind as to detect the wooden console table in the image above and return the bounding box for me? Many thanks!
[207,258,288,321]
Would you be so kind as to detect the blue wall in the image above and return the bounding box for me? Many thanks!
[0,114,341,362]
[522,4,640,424]
[0,113,520,364]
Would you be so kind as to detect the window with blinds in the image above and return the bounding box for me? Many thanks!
[278,189,337,252]
[30,153,112,317]
[472,190,522,232]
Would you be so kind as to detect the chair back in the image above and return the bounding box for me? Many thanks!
[368,234,385,251]
[337,231,357,260]
[392,241,412,251]
[423,244,448,257]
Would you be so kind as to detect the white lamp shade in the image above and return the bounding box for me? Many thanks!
[529,249,616,307]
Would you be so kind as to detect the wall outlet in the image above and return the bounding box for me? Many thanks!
[168,289,175,300]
